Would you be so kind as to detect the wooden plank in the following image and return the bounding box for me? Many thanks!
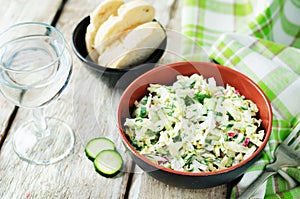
[0,0,132,198]
[0,0,62,27]
[128,167,227,199]
[0,0,88,198]
[0,103,14,144]
[0,78,132,198]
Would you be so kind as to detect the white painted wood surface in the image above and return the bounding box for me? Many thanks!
[0,0,228,198]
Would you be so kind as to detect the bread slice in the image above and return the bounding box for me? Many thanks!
[98,21,165,69]
[85,0,124,58]
[94,0,155,53]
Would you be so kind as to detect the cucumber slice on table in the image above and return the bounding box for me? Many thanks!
[85,137,115,160]
[94,150,123,177]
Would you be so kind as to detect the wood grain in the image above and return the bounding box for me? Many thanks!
[128,168,227,199]
[0,0,132,198]
[0,0,62,27]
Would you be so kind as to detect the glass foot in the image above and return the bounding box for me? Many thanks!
[12,117,75,165]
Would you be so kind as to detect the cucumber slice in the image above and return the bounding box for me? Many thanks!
[85,137,115,160]
[94,150,123,177]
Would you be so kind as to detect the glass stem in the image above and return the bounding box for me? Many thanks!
[32,108,50,138]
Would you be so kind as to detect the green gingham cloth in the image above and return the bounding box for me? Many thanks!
[181,0,300,198]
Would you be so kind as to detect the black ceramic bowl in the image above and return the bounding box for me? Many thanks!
[117,62,272,189]
[71,16,167,80]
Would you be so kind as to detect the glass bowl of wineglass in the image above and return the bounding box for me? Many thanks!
[0,22,74,165]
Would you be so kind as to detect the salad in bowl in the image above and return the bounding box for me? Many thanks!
[117,61,272,189]
[124,74,265,173]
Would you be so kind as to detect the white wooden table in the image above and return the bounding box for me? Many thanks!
[0,0,229,198]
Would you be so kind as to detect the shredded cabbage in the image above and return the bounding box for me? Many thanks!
[124,74,265,172]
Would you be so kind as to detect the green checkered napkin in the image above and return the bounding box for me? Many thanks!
[181,0,300,198]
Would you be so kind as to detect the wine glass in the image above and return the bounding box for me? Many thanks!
[0,22,75,165]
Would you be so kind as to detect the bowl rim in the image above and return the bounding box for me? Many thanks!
[71,16,167,74]
[118,61,273,176]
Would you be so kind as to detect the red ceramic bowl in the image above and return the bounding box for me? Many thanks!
[117,62,272,189]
